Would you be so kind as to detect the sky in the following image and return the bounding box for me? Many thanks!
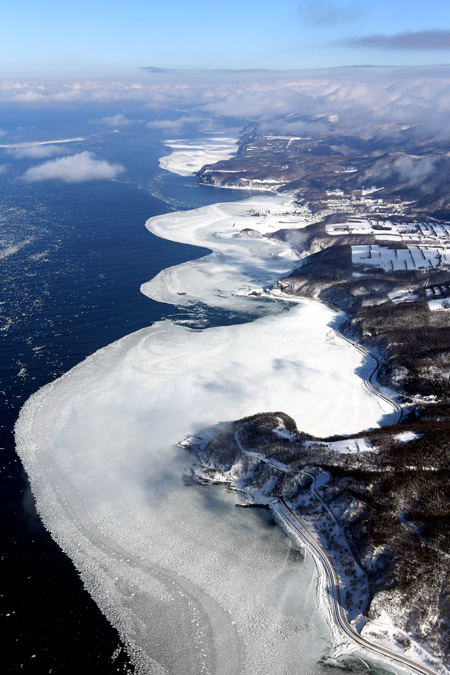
[2,0,450,79]
[1,0,450,144]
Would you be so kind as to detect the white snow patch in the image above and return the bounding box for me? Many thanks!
[353,244,450,272]
[428,298,450,311]
[362,610,442,674]
[273,418,297,441]
[393,431,422,443]
[265,136,303,141]
[328,437,373,454]
[328,218,450,245]
[388,290,418,304]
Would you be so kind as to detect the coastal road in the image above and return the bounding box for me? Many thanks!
[274,499,439,675]
[334,323,403,424]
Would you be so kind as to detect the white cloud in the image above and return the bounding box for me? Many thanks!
[23,151,125,183]
[395,156,437,182]
[369,155,437,185]
[0,164,8,174]
[7,144,65,159]
[146,115,217,134]
[3,67,450,140]
[0,128,6,137]
[146,115,210,132]
[300,0,365,26]
[95,113,134,127]
[345,29,450,50]
[146,118,188,132]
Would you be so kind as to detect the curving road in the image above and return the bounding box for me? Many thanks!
[274,499,440,675]
[334,322,403,425]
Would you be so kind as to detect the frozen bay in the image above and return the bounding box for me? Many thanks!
[159,136,238,177]
[16,195,394,673]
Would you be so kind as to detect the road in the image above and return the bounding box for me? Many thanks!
[334,322,403,425]
[274,499,440,675]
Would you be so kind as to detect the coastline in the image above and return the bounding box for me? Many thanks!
[157,140,442,672]
[14,137,436,673]
[189,422,441,674]
[16,190,345,671]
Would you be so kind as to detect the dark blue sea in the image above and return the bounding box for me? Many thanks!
[0,107,252,673]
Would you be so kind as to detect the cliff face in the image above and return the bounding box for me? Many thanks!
[189,412,450,668]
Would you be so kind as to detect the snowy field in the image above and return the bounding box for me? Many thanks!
[328,217,450,243]
[16,195,398,673]
[352,244,450,271]
[159,136,238,176]
[428,298,450,311]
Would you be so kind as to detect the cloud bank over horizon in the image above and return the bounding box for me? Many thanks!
[3,65,450,141]
[146,114,218,135]
[23,151,125,183]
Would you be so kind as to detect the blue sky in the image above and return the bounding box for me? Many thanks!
[3,0,450,79]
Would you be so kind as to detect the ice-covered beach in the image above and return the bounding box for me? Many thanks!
[16,193,395,673]
[159,136,238,176]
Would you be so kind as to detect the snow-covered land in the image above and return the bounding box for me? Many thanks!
[352,244,450,271]
[326,437,374,453]
[393,430,422,443]
[159,136,238,176]
[192,411,442,674]
[428,298,450,311]
[328,218,450,242]
[16,195,400,673]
